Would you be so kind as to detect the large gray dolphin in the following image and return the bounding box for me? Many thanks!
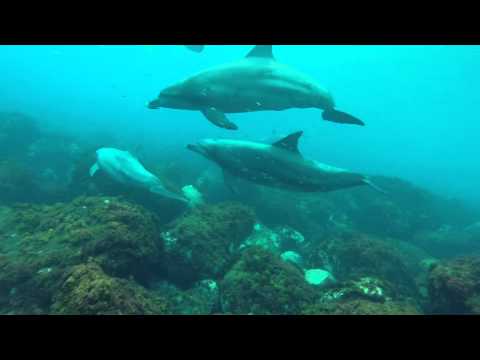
[89,147,188,203]
[187,131,384,193]
[148,45,364,130]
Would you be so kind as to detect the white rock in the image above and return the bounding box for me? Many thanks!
[305,269,334,287]
[182,184,204,207]
[280,251,303,267]
[241,223,281,251]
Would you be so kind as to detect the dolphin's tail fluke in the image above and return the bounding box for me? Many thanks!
[322,109,365,126]
[363,178,388,195]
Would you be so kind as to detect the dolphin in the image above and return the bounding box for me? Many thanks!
[89,147,188,203]
[148,45,364,130]
[187,131,385,194]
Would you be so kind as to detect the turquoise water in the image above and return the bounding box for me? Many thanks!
[1,45,480,315]
[1,45,478,206]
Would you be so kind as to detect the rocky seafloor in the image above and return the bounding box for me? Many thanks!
[1,112,480,315]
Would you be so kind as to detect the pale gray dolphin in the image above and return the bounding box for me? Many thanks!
[89,147,188,203]
[187,131,385,194]
[148,45,364,130]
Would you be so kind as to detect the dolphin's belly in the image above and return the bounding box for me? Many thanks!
[216,147,362,192]
[189,63,323,113]
[206,82,318,113]
[227,164,358,192]
[99,158,156,189]
[218,152,321,191]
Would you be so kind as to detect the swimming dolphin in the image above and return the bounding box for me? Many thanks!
[187,131,384,194]
[89,147,188,203]
[185,45,205,53]
[148,45,364,130]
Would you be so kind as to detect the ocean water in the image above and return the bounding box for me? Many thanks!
[0,45,479,315]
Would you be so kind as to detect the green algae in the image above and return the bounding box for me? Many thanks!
[51,260,169,315]
[220,246,318,314]
[161,202,256,286]
[428,256,480,314]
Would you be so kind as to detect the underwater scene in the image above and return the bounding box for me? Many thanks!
[0,45,479,315]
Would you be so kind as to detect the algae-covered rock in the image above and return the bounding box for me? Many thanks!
[51,261,169,315]
[0,196,164,314]
[309,232,419,300]
[7,196,163,283]
[153,279,220,315]
[241,223,306,254]
[241,223,282,253]
[76,197,163,282]
[281,251,304,268]
[220,246,318,314]
[427,256,480,314]
[302,299,422,315]
[161,202,255,286]
[320,276,395,304]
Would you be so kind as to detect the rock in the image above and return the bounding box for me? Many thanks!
[181,184,204,207]
[304,275,424,314]
[304,269,335,287]
[320,276,395,304]
[0,196,165,314]
[220,247,318,314]
[309,232,419,299]
[241,223,306,254]
[302,298,422,315]
[427,256,480,314]
[161,202,255,287]
[51,261,169,315]
[242,223,282,252]
[280,251,304,268]
[276,226,305,250]
[151,279,219,315]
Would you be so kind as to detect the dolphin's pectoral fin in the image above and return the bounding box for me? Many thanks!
[201,108,238,130]
[272,131,304,155]
[363,179,388,195]
[223,170,240,195]
[89,163,100,177]
[322,109,365,126]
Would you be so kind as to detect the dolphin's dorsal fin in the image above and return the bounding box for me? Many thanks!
[272,131,303,155]
[246,45,275,60]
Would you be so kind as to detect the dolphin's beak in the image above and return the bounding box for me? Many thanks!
[147,98,162,109]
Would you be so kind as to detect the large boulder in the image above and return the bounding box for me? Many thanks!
[161,202,255,287]
[306,232,419,300]
[427,256,480,314]
[0,196,164,314]
[220,247,318,314]
[51,261,169,315]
